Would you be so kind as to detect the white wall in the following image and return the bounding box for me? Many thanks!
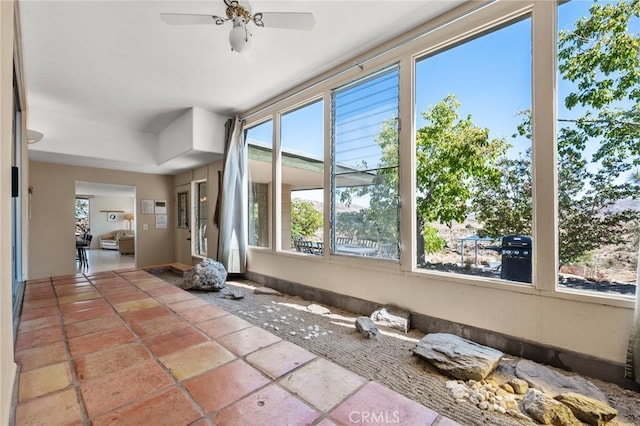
[88,196,135,248]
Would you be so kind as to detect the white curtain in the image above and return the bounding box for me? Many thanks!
[216,117,247,273]
[625,240,640,383]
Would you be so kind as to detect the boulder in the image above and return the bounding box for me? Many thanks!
[355,316,381,340]
[413,333,503,381]
[523,389,581,426]
[371,306,410,333]
[181,258,226,291]
[555,393,618,426]
[516,359,608,402]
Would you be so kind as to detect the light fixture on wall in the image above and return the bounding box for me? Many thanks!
[27,129,44,144]
[123,212,134,230]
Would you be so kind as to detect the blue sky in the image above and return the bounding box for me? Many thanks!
[247,0,636,173]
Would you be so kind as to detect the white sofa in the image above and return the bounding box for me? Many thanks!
[99,229,134,250]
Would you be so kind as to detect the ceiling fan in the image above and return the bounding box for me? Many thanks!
[160,0,315,53]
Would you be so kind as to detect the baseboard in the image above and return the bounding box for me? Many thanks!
[244,271,640,392]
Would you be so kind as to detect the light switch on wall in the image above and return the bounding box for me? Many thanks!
[143,224,148,230]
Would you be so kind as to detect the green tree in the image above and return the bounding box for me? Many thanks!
[291,199,322,239]
[341,95,509,261]
[474,0,640,265]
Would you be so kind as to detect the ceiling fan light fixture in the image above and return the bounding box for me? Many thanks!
[229,17,251,52]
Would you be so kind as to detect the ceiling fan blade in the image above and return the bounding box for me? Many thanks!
[256,12,315,31]
[160,13,226,26]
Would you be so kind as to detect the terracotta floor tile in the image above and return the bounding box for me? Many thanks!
[68,325,135,358]
[15,341,67,371]
[121,305,172,324]
[22,298,57,310]
[217,326,282,356]
[55,282,94,295]
[145,284,186,296]
[178,304,229,323]
[15,326,64,351]
[190,418,214,426]
[184,359,270,413]
[19,306,58,321]
[74,342,151,382]
[14,388,83,426]
[65,315,125,338]
[80,360,173,418]
[197,314,252,339]
[330,381,440,426]
[92,386,201,426]
[167,298,210,313]
[144,327,209,357]
[17,315,60,333]
[18,362,73,402]
[114,297,160,313]
[316,418,338,426]
[159,341,236,381]
[53,275,89,284]
[280,358,366,412]
[62,305,114,325]
[59,298,109,314]
[104,290,149,304]
[118,270,155,280]
[130,313,189,338]
[58,291,101,305]
[155,291,196,305]
[23,288,55,300]
[246,340,316,379]
[213,383,320,425]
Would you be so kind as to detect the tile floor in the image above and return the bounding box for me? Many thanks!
[12,267,459,425]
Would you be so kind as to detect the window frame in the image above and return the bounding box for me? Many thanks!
[239,0,636,307]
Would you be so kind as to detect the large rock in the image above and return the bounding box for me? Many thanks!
[523,389,581,426]
[413,333,503,380]
[371,306,410,333]
[355,317,381,340]
[555,393,618,426]
[181,258,227,291]
[516,360,608,402]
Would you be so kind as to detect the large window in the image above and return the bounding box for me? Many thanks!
[247,120,273,248]
[75,197,89,235]
[194,181,207,257]
[556,0,639,296]
[281,100,324,255]
[331,66,400,260]
[414,17,533,283]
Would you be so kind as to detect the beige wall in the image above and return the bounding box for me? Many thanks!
[1,1,18,423]
[28,161,175,278]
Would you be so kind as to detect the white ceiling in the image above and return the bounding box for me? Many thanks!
[20,0,465,175]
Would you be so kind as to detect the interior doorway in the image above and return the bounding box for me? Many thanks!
[75,181,136,273]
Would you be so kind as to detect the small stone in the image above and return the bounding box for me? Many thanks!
[523,389,581,426]
[254,287,283,296]
[554,392,618,426]
[371,306,410,333]
[500,383,515,394]
[355,316,381,340]
[496,406,506,414]
[509,378,529,395]
[307,304,331,315]
[479,401,489,410]
[303,336,310,340]
[289,331,296,336]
